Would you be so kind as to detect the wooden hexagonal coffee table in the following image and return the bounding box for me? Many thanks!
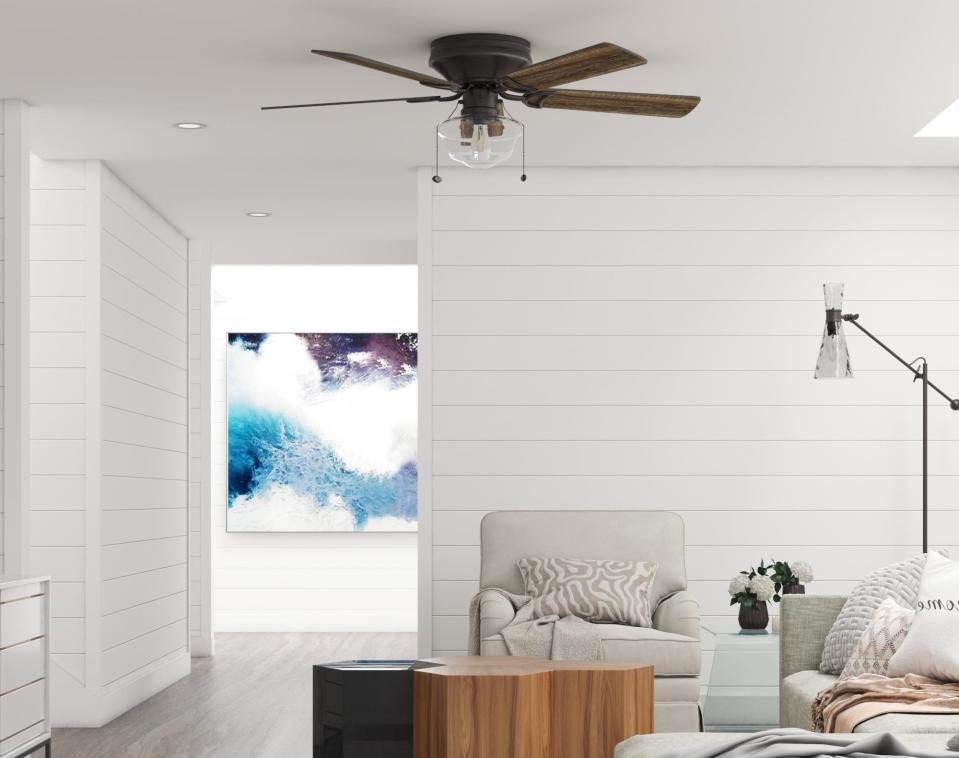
[413,657,653,758]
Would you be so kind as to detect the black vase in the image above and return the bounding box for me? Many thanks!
[738,602,769,632]
[782,583,806,595]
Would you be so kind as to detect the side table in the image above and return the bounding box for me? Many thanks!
[314,660,437,758]
[702,633,779,732]
[414,656,653,758]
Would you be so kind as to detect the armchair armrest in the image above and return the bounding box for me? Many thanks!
[779,594,846,682]
[653,590,701,641]
[476,588,519,640]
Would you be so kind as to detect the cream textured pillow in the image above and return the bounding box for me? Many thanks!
[888,552,959,681]
[518,557,658,627]
[819,553,926,674]
[839,598,914,679]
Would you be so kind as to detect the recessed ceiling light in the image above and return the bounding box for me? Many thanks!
[916,99,959,137]
[173,122,206,130]
[246,211,271,218]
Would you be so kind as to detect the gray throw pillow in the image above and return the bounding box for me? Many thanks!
[820,553,926,674]
[517,556,658,627]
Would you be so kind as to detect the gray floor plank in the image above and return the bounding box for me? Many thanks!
[51,632,417,758]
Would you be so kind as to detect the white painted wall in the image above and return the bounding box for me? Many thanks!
[417,167,959,681]
[29,155,89,688]
[188,242,212,655]
[98,166,189,694]
[1,104,9,576]
[3,100,31,577]
[211,265,417,632]
[29,157,189,726]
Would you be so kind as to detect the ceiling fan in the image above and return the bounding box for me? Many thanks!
[263,34,700,173]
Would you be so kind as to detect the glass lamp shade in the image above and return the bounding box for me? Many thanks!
[814,282,854,379]
[437,115,521,169]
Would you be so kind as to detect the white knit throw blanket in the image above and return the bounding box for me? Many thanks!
[467,588,603,661]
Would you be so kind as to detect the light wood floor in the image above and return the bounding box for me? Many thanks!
[51,632,417,758]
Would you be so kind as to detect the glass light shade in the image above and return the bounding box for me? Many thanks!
[437,116,521,169]
[814,282,853,379]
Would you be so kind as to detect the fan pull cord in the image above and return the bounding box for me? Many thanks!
[520,121,527,182]
[432,125,442,183]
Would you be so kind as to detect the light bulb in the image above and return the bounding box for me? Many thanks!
[471,124,492,163]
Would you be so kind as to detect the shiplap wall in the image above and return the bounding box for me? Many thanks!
[211,266,417,632]
[99,166,188,686]
[188,242,211,655]
[3,101,31,577]
[418,167,959,677]
[30,156,90,686]
[0,105,7,576]
[30,157,189,724]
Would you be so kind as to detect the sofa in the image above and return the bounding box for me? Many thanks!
[469,510,702,732]
[780,594,959,734]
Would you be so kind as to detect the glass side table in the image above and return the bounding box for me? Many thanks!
[702,632,780,732]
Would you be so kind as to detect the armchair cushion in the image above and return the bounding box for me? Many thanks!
[481,624,699,676]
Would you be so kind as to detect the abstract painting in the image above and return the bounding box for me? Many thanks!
[227,333,417,531]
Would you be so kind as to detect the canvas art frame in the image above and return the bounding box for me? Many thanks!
[226,332,418,532]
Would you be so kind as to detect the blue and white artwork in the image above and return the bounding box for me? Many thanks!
[227,333,417,532]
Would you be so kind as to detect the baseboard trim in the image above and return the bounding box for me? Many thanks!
[191,634,213,657]
[51,649,191,727]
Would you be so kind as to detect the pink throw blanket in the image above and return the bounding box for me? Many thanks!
[813,673,959,734]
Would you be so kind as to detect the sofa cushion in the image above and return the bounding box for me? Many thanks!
[840,598,914,679]
[820,553,925,674]
[781,670,838,731]
[889,552,959,682]
[854,712,959,734]
[481,624,699,677]
[782,669,959,736]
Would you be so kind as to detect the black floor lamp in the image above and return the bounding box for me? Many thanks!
[814,283,959,553]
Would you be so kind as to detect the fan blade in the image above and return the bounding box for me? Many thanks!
[312,50,454,89]
[502,43,646,92]
[262,95,446,111]
[524,89,700,118]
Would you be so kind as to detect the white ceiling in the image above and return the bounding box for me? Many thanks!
[3,0,959,247]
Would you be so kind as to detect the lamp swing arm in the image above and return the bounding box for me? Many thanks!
[840,313,959,410]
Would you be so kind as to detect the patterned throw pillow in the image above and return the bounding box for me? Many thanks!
[820,553,926,674]
[840,598,915,679]
[517,557,658,628]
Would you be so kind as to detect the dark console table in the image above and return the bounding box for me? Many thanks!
[313,660,435,758]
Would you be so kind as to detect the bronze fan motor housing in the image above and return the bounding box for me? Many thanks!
[429,34,531,123]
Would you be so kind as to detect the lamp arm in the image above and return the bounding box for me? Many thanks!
[843,314,959,410]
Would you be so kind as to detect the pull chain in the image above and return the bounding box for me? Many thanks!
[520,121,527,182]
[432,125,442,183]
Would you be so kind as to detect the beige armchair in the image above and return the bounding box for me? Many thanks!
[470,510,702,733]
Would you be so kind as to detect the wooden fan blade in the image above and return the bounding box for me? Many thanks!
[502,43,646,92]
[524,89,700,118]
[311,50,454,89]
[261,95,445,111]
